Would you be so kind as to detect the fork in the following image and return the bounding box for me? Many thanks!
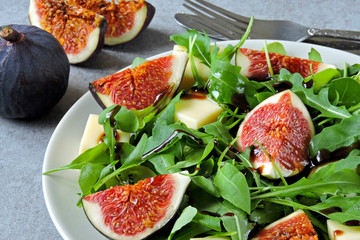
[175,0,360,42]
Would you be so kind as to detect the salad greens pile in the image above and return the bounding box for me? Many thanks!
[44,23,360,239]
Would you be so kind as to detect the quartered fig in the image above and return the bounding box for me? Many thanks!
[89,47,188,110]
[235,48,336,81]
[67,0,155,46]
[82,172,191,240]
[237,90,315,179]
[252,210,318,240]
[29,0,107,64]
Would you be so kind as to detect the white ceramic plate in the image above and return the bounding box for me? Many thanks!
[42,39,360,240]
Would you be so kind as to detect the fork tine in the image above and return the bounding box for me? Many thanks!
[184,0,249,34]
[174,13,229,40]
[194,0,251,24]
[180,10,243,40]
[183,1,247,39]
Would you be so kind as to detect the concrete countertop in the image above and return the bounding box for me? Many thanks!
[0,0,359,239]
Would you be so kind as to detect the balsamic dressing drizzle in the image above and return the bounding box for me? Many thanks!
[142,129,204,159]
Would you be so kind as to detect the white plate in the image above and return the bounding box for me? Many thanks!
[42,39,360,240]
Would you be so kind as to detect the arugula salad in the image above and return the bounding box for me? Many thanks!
[44,23,360,239]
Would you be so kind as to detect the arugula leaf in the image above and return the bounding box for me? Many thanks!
[328,77,360,108]
[42,143,109,174]
[308,48,322,62]
[304,68,341,92]
[310,196,360,223]
[169,205,198,240]
[261,42,287,55]
[221,200,254,240]
[286,70,352,119]
[131,57,147,69]
[310,149,360,179]
[113,106,139,133]
[148,154,177,174]
[191,175,220,197]
[193,212,222,232]
[79,163,105,195]
[253,168,360,199]
[214,162,251,214]
[170,29,211,68]
[93,134,148,191]
[338,63,360,77]
[222,212,253,240]
[207,59,260,108]
[309,115,360,156]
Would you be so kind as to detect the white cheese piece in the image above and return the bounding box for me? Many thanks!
[173,45,210,91]
[78,114,130,154]
[175,95,223,129]
[327,219,360,240]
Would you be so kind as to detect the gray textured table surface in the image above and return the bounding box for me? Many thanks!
[0,1,359,239]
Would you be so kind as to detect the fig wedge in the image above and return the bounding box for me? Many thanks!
[67,0,155,46]
[236,48,336,81]
[237,90,315,179]
[29,0,107,64]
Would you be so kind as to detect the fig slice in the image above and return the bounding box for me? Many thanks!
[235,48,336,81]
[68,0,155,46]
[252,210,318,240]
[236,90,315,179]
[89,47,188,110]
[82,172,191,240]
[28,0,107,64]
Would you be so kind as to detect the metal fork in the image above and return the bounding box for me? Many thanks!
[175,0,360,42]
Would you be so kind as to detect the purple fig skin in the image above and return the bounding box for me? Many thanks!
[89,82,107,110]
[0,24,69,118]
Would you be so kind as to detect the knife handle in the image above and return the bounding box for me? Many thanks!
[308,28,360,41]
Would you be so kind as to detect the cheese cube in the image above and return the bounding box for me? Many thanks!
[79,114,130,154]
[175,94,223,129]
[327,219,360,240]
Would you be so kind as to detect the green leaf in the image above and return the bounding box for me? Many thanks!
[121,134,148,168]
[249,202,285,225]
[304,68,341,92]
[202,121,233,145]
[149,154,177,174]
[79,163,105,195]
[170,29,211,67]
[311,196,360,223]
[221,208,253,240]
[169,205,198,240]
[191,175,220,197]
[114,106,140,133]
[308,48,322,62]
[208,59,260,108]
[167,148,204,170]
[309,115,360,156]
[118,165,156,183]
[214,162,251,214]
[43,143,109,174]
[131,57,147,69]
[253,169,360,199]
[193,212,222,231]
[328,77,360,108]
[310,149,360,180]
[261,42,287,55]
[289,73,351,119]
